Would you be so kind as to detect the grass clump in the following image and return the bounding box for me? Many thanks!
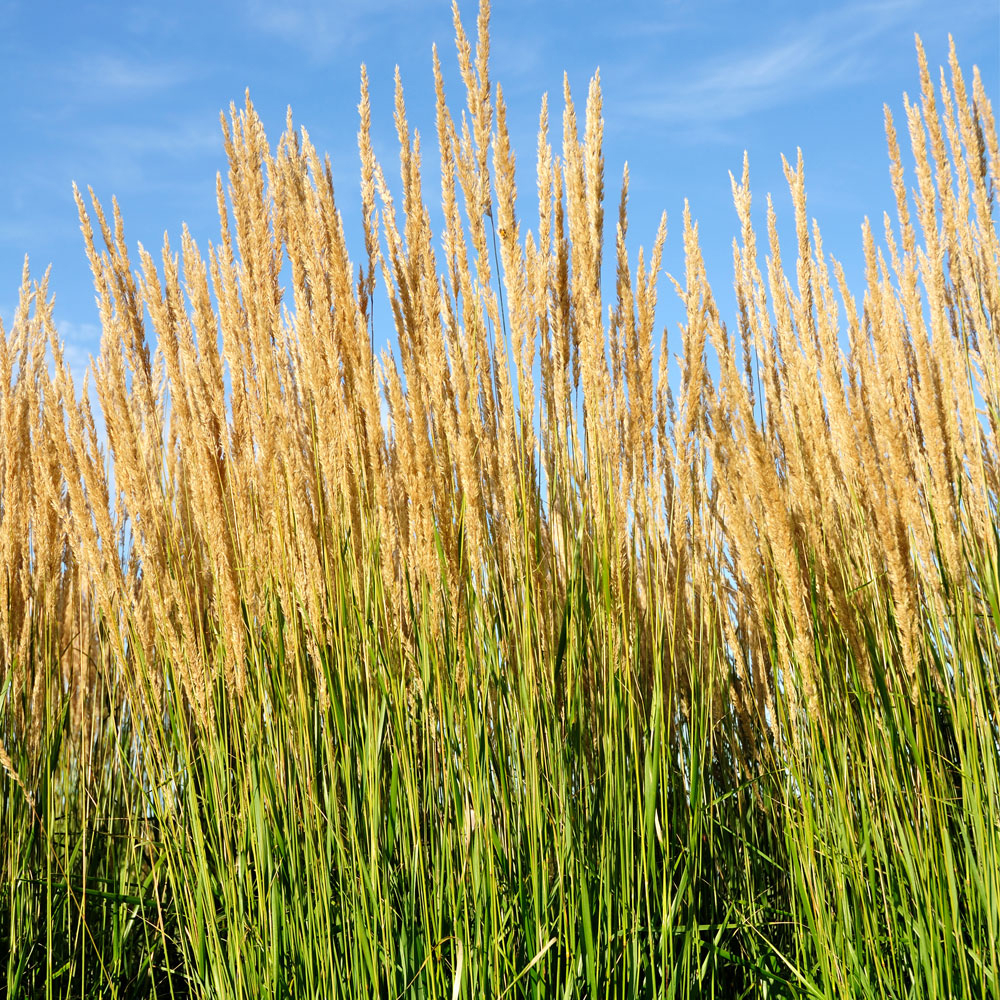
[1,2,998,996]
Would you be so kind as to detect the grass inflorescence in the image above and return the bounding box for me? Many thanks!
[1,2,998,996]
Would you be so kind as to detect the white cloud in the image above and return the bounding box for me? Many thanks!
[59,115,224,197]
[243,0,441,61]
[80,117,220,159]
[617,0,924,133]
[0,313,98,399]
[58,53,195,104]
[55,318,100,385]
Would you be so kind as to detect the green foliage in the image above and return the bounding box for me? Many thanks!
[2,521,997,998]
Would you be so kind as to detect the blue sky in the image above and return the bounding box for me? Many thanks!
[1,0,997,382]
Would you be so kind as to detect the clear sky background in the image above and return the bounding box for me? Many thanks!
[1,0,997,384]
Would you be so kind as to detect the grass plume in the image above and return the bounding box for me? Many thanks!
[1,3,997,996]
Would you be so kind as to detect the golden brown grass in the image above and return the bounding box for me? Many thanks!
[0,1,996,745]
[1,5,998,996]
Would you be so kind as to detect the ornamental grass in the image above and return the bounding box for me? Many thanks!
[1,2,998,996]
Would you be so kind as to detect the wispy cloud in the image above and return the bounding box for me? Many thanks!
[56,319,100,374]
[242,0,441,61]
[57,53,195,104]
[88,54,190,94]
[618,0,923,135]
[78,117,221,160]
[0,311,99,396]
[5,113,223,209]
[50,320,105,428]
